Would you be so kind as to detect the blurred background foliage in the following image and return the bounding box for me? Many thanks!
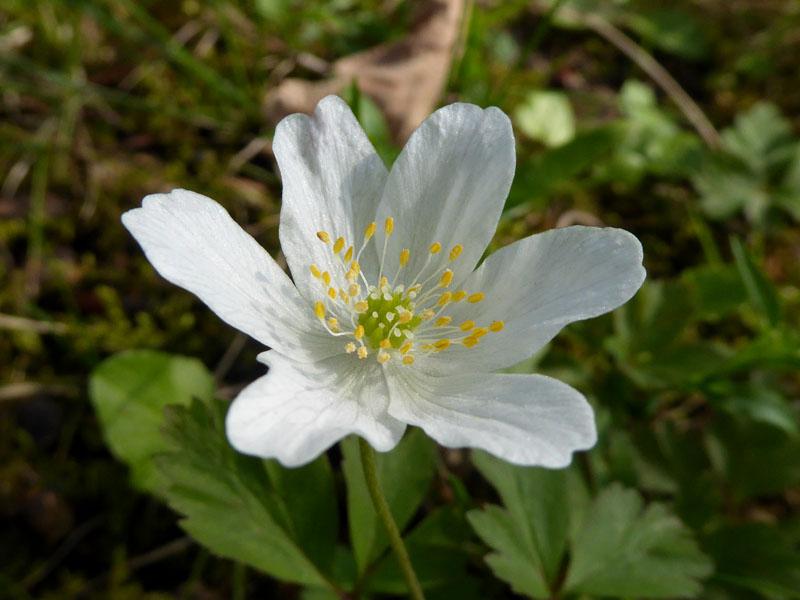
[1,0,799,598]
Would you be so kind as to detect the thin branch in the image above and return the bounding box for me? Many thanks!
[0,312,68,335]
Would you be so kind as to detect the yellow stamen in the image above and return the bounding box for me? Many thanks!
[489,320,505,332]
[435,316,452,327]
[314,301,325,320]
[468,292,485,303]
[354,301,369,313]
[379,339,391,349]
[322,271,331,286]
[399,248,410,267]
[327,317,340,332]
[357,346,368,359]
[452,290,467,302]
[316,231,331,243]
[437,291,453,306]
[400,341,413,354]
[439,269,454,287]
[460,320,475,332]
[310,264,322,278]
[473,327,489,338]
[339,289,349,303]
[432,339,451,351]
[333,237,345,254]
[355,325,365,340]
[379,276,389,289]
[398,310,413,324]
[402,355,415,365]
[384,217,394,236]
[449,244,463,261]
[429,242,442,254]
[377,350,391,364]
[364,222,377,241]
[344,246,353,262]
[463,336,479,348]
[349,283,360,297]
[420,309,435,321]
[345,342,357,353]
[327,287,337,300]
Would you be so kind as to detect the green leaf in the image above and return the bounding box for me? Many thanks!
[680,264,748,320]
[506,125,620,209]
[366,508,478,596]
[730,237,782,326]
[513,91,575,147]
[622,8,710,61]
[705,524,800,598]
[470,451,575,591]
[341,429,437,574]
[722,102,794,176]
[564,484,712,598]
[89,350,214,493]
[158,398,339,589]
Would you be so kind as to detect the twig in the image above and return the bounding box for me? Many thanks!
[0,312,68,334]
[213,333,248,384]
[0,382,79,402]
[561,7,722,149]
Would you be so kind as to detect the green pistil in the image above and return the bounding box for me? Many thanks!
[358,290,420,350]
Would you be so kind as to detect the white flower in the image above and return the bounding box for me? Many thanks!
[122,96,645,468]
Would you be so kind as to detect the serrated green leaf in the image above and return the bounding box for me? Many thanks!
[471,451,573,588]
[341,429,436,574]
[158,398,339,589]
[89,350,214,493]
[514,91,575,147]
[730,237,782,326]
[564,484,712,598]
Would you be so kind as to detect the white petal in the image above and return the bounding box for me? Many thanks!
[387,367,596,468]
[375,103,515,286]
[435,226,646,373]
[226,352,406,467]
[274,96,388,299]
[122,189,336,362]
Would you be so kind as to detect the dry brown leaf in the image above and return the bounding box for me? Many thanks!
[265,0,464,143]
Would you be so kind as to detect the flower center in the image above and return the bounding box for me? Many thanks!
[309,218,504,366]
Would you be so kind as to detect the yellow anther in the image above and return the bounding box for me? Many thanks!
[449,244,463,261]
[437,291,453,306]
[357,346,368,359]
[490,320,505,332]
[463,336,480,348]
[460,320,475,332]
[400,341,413,354]
[379,339,392,349]
[344,246,353,262]
[310,264,322,278]
[328,287,337,300]
[473,327,489,338]
[429,242,442,254]
[377,350,391,364]
[333,237,345,254]
[433,339,451,351]
[327,317,340,332]
[322,271,331,286]
[379,276,389,289]
[398,310,413,324]
[346,261,360,283]
[420,309,435,321]
[439,269,454,288]
[364,222,377,241]
[349,283,360,297]
[355,325,365,340]
[354,301,369,313]
[468,292,485,303]
[399,248,410,267]
[402,355,415,365]
[314,301,325,320]
[345,342,357,353]
[452,290,467,302]
[435,316,453,327]
[316,231,331,243]
[384,217,394,236]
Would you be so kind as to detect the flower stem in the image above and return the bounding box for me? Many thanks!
[358,437,426,600]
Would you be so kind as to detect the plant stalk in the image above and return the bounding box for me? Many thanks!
[358,437,425,600]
